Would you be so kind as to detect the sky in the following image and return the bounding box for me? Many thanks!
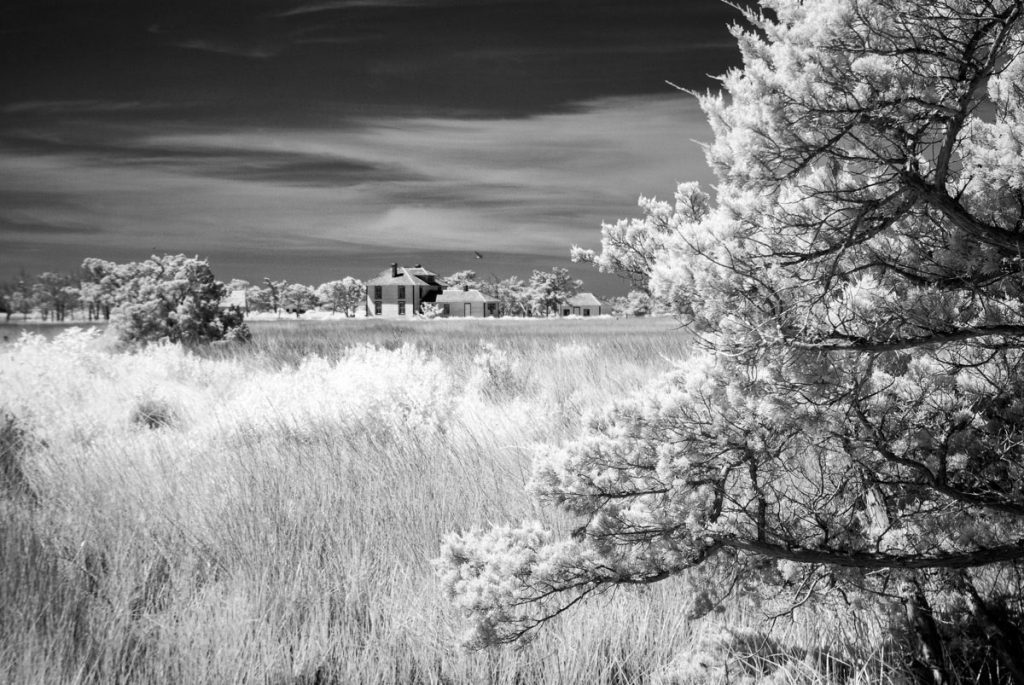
[0,0,749,295]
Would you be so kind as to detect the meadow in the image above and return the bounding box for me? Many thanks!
[1,318,902,684]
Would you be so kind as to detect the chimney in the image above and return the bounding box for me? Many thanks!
[415,263,422,268]
[391,262,398,277]
[462,284,469,292]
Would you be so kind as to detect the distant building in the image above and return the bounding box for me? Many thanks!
[436,286,498,317]
[365,263,444,318]
[562,293,605,317]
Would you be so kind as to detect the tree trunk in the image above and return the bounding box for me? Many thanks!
[955,573,1024,682]
[904,581,948,685]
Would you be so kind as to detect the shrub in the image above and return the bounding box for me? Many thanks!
[130,398,177,430]
[0,411,37,500]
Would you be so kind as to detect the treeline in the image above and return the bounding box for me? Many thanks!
[1,268,102,323]
[1,258,651,326]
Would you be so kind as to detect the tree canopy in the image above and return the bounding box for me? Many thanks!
[439,0,1024,678]
[83,254,247,344]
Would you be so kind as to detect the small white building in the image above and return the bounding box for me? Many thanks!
[436,286,498,317]
[562,292,605,317]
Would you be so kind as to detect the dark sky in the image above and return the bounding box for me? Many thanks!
[0,0,747,294]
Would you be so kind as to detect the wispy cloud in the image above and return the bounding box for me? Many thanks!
[0,94,714,276]
[172,39,282,59]
[2,100,168,115]
[275,0,474,18]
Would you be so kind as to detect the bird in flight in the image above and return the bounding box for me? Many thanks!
[474,251,483,259]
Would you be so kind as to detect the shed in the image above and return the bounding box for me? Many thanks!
[562,292,605,317]
[436,287,498,317]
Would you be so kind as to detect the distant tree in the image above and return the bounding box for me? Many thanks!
[80,258,120,320]
[280,283,318,317]
[441,1,1024,680]
[608,290,653,318]
[32,272,78,322]
[316,277,365,317]
[491,276,531,317]
[89,254,246,344]
[527,267,582,317]
[442,270,480,290]
[246,285,273,313]
[571,183,710,296]
[9,284,31,321]
[261,277,288,315]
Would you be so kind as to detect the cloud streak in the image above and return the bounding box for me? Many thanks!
[0,94,713,281]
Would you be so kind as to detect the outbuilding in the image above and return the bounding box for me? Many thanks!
[436,286,498,317]
[562,292,605,317]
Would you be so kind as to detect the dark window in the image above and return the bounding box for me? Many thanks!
[583,308,591,317]
[398,301,405,315]
[486,303,496,316]
[373,286,382,299]
[441,304,450,316]
[397,286,406,299]
[374,301,382,315]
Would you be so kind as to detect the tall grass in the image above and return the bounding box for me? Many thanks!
[1,320,904,683]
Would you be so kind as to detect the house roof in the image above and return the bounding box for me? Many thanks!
[436,288,498,303]
[567,292,603,307]
[365,266,435,287]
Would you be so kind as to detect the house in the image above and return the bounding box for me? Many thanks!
[436,286,498,317]
[561,292,605,317]
[365,263,443,317]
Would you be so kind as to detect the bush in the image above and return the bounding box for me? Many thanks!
[88,254,247,345]
[0,411,37,500]
[130,399,177,430]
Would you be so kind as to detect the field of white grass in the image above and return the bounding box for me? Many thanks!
[1,319,904,684]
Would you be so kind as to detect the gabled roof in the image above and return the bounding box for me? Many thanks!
[404,266,437,278]
[436,288,498,303]
[365,266,434,287]
[567,292,603,307]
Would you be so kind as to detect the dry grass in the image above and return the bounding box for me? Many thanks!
[0,319,905,684]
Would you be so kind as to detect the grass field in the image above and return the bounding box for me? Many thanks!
[1,318,903,684]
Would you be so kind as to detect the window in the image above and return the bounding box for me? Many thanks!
[441,304,450,316]
[374,301,382,315]
[373,286,382,299]
[398,301,405,315]
[583,308,591,317]
[397,286,406,299]
[486,303,496,316]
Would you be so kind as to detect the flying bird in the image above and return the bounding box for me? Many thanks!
[474,251,483,259]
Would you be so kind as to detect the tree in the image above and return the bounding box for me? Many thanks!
[31,272,78,322]
[439,1,1024,679]
[80,258,120,320]
[571,182,711,295]
[261,277,288,315]
[316,277,365,317]
[280,282,318,317]
[491,276,532,317]
[608,290,653,318]
[90,254,247,344]
[527,267,582,317]
[442,270,480,290]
